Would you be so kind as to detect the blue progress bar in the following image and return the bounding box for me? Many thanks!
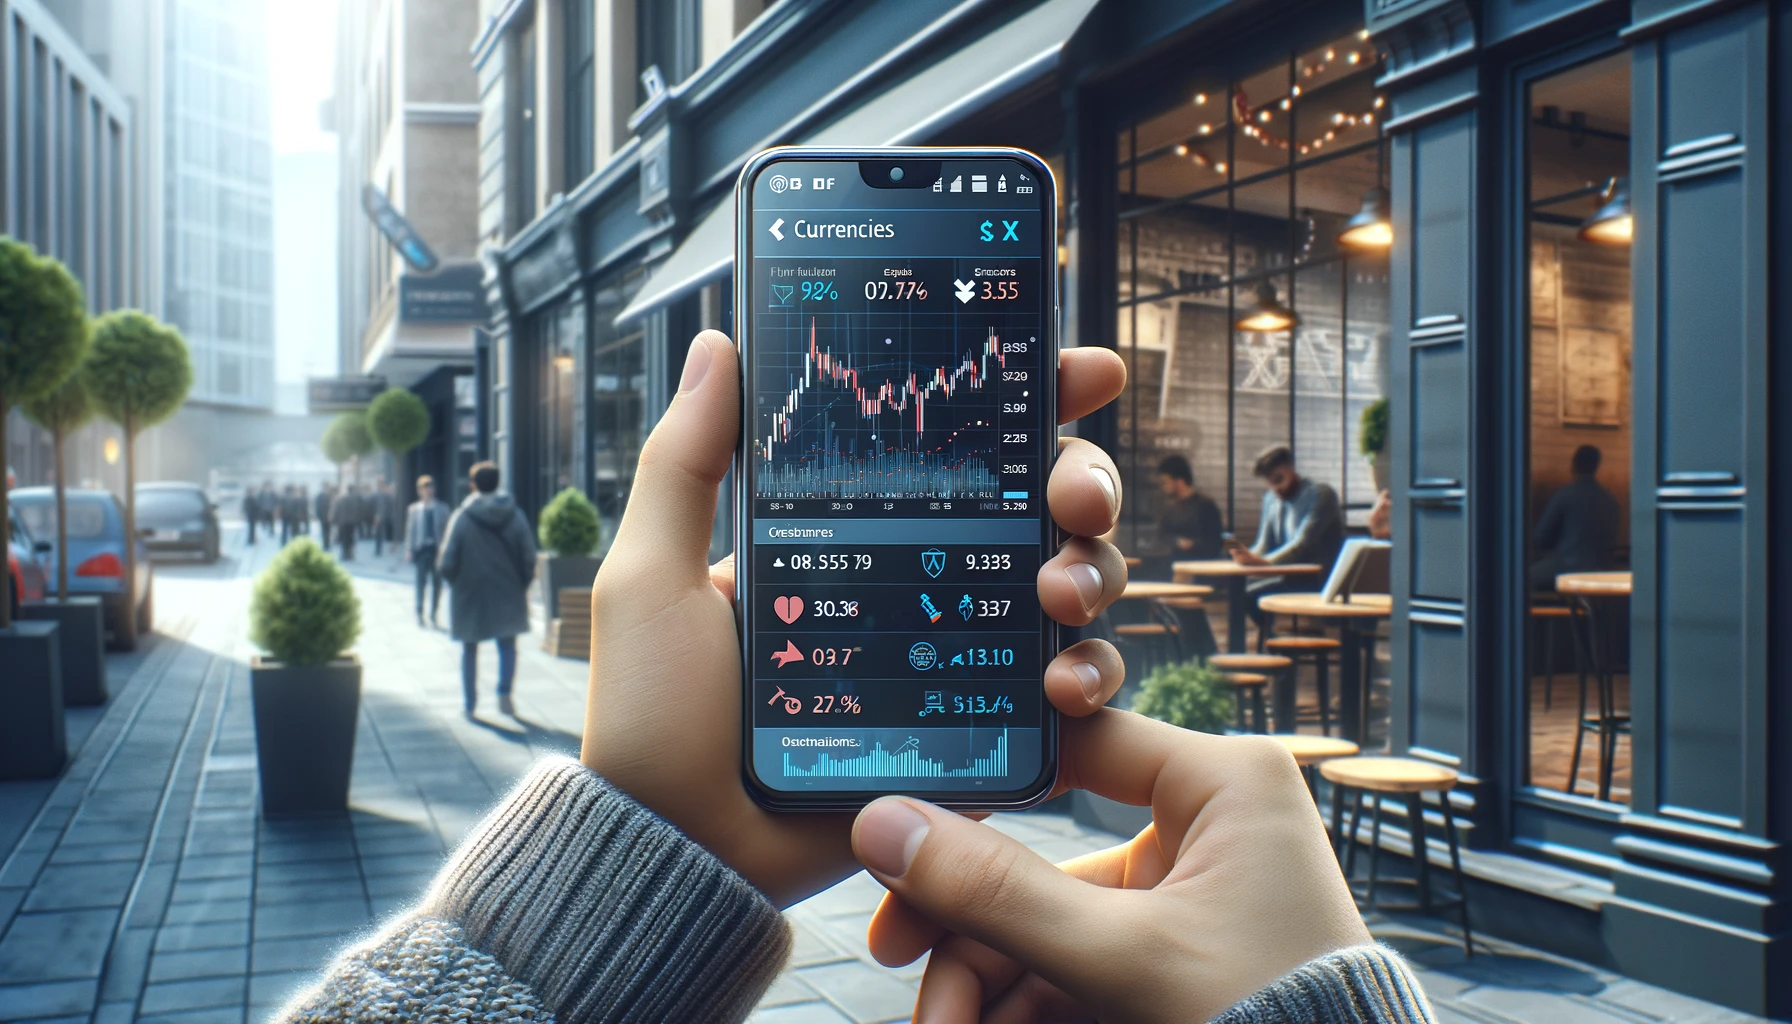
[1002,491,1028,500]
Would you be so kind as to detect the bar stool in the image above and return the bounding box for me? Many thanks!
[1265,635,1342,734]
[1269,734,1358,805]
[1224,672,1271,733]
[1528,601,1573,711]
[1160,596,1218,658]
[1320,756,1473,955]
[1209,653,1295,731]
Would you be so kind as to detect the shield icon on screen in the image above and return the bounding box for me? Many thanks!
[921,548,946,579]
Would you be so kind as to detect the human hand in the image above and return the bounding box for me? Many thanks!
[581,330,1132,907]
[853,712,1370,1023]
[1174,537,1194,551]
[1230,546,1268,567]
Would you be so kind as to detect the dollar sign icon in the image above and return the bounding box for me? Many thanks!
[979,219,994,242]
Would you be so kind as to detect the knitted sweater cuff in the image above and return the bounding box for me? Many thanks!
[1211,945,1434,1024]
[419,757,792,1024]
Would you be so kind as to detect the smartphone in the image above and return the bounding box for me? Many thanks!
[734,147,1059,811]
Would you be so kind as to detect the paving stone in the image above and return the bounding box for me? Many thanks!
[14,1014,96,1024]
[137,1008,247,1024]
[0,979,99,1021]
[250,935,345,974]
[59,820,154,846]
[251,898,371,941]
[247,972,313,1009]
[170,877,253,904]
[362,872,433,900]
[178,855,254,882]
[148,946,250,983]
[791,960,918,1023]
[91,1000,136,1024]
[155,920,251,953]
[0,908,120,982]
[0,846,52,889]
[1593,979,1741,1021]
[98,928,155,1002]
[253,859,360,885]
[181,834,255,858]
[355,852,443,879]
[747,1002,855,1024]
[757,974,821,1009]
[138,976,247,1015]
[125,861,180,929]
[47,841,147,865]
[1458,985,1639,1023]
[0,888,24,924]
[161,898,252,925]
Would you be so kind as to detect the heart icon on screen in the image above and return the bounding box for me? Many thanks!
[774,596,804,624]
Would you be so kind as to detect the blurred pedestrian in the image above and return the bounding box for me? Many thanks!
[243,487,260,545]
[372,475,398,557]
[314,485,333,547]
[258,482,278,541]
[438,461,536,716]
[284,486,310,544]
[331,484,362,561]
[405,475,451,628]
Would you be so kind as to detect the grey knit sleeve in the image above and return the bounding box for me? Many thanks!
[275,758,791,1024]
[1211,945,1435,1024]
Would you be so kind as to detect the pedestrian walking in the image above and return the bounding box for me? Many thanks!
[438,461,536,716]
[258,482,279,541]
[405,475,451,627]
[242,487,260,545]
[331,484,362,561]
[285,486,310,544]
[314,485,333,548]
[372,476,397,557]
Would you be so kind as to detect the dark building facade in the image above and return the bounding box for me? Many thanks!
[475,0,1792,1012]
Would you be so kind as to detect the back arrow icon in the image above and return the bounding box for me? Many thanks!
[768,217,785,241]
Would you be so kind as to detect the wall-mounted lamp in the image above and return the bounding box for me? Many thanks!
[1235,282,1299,332]
[1578,177,1632,245]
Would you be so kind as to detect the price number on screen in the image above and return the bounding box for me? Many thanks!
[966,553,1012,571]
[954,694,1014,714]
[982,281,1021,300]
[863,280,928,300]
[785,553,874,570]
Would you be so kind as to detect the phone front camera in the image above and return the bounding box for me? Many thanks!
[889,166,905,182]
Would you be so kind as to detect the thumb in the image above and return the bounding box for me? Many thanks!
[853,797,1107,975]
[608,331,739,581]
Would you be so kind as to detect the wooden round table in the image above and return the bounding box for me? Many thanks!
[1255,593,1391,745]
[1171,560,1325,653]
[1553,571,1631,801]
[1120,581,1214,600]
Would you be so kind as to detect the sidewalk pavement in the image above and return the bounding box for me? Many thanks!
[0,525,1774,1024]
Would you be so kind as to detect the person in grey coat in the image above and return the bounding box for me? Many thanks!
[437,461,536,714]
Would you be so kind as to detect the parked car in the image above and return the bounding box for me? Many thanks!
[135,482,221,562]
[10,487,154,648]
[7,506,49,608]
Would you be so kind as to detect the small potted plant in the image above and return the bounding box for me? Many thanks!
[1360,397,1390,493]
[1074,660,1234,835]
[536,487,602,621]
[248,537,362,816]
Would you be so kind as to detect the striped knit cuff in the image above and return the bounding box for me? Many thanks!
[419,758,792,1024]
[1210,944,1435,1024]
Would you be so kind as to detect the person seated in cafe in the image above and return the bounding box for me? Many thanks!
[1230,444,1344,641]
[1529,444,1621,592]
[1148,453,1223,578]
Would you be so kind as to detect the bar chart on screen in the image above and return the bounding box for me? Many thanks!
[776,728,1018,778]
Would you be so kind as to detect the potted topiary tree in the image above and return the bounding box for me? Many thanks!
[321,410,374,484]
[248,537,363,816]
[1360,397,1390,493]
[84,310,194,650]
[536,486,602,622]
[0,238,87,779]
[1074,660,1235,836]
[20,366,109,705]
[366,388,430,469]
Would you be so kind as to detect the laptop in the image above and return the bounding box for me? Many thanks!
[1321,538,1392,603]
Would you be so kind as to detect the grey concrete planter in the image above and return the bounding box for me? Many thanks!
[0,622,66,779]
[251,656,361,817]
[538,554,602,620]
[1070,790,1152,838]
[20,598,107,705]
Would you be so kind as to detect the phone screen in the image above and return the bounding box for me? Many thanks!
[736,149,1058,809]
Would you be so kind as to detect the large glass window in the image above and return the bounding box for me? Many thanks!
[1115,30,1389,567]
[1522,52,1632,804]
[587,268,648,550]
[563,0,595,185]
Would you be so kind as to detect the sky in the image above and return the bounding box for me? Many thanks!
[265,0,342,412]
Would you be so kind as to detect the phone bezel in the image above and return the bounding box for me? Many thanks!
[732,146,1062,812]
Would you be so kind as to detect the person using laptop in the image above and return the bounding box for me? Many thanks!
[1230,444,1345,641]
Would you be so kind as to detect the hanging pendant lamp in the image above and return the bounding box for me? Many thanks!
[1578,176,1632,245]
[1338,186,1392,248]
[1235,282,1298,332]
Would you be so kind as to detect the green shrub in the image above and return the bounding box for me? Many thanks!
[321,411,373,465]
[250,538,362,667]
[367,388,430,455]
[1132,660,1235,733]
[1359,397,1390,456]
[538,487,601,556]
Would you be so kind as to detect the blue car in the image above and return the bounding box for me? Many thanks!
[10,487,155,649]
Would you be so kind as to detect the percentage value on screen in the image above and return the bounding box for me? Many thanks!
[812,694,862,714]
[863,280,929,301]
[800,281,838,300]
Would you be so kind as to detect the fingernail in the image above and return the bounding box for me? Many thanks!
[1072,661,1102,700]
[857,798,931,878]
[1089,464,1118,514]
[1064,562,1103,612]
[678,336,712,392]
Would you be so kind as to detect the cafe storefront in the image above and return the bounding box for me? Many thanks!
[481,0,1791,1011]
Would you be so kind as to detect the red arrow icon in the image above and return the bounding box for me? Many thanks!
[770,640,805,668]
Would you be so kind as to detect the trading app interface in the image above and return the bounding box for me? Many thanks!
[746,159,1052,794]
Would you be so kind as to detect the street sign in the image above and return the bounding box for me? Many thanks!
[399,262,489,324]
[361,185,440,273]
[308,376,387,413]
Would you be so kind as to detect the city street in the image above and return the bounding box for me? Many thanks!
[0,525,1766,1024]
